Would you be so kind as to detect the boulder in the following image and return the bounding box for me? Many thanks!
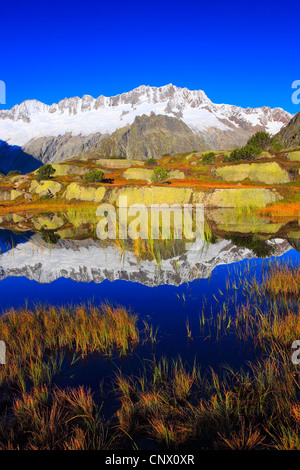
[123,168,154,182]
[11,189,23,200]
[202,188,282,208]
[63,183,106,202]
[287,151,300,162]
[33,215,65,230]
[169,170,185,180]
[30,180,63,197]
[215,162,291,184]
[108,187,193,206]
[52,163,90,176]
[97,159,144,169]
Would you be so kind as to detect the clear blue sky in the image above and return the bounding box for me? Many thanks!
[1,0,299,113]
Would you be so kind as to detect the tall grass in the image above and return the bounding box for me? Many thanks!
[0,303,140,391]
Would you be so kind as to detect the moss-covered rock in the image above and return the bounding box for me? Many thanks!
[287,151,300,162]
[11,189,23,200]
[203,188,282,208]
[63,183,106,202]
[33,215,65,230]
[97,159,138,169]
[108,187,193,206]
[207,208,285,234]
[215,162,291,184]
[123,168,185,183]
[52,164,89,176]
[123,168,154,182]
[30,180,63,197]
[169,170,185,180]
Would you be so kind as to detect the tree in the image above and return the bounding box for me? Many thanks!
[36,164,55,181]
[225,144,262,162]
[145,158,158,166]
[83,169,104,183]
[247,131,272,150]
[202,152,216,164]
[151,167,169,183]
[7,170,22,176]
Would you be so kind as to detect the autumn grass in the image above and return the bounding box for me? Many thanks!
[114,350,300,450]
[0,384,114,450]
[0,198,98,216]
[259,202,300,218]
[0,302,145,449]
[111,262,300,450]
[0,303,140,392]
[1,261,300,450]
[261,263,300,297]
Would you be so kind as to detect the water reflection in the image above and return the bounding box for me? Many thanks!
[0,208,298,286]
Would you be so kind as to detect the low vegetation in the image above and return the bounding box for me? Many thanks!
[151,167,169,183]
[224,131,283,162]
[83,169,104,183]
[0,261,299,450]
[36,164,56,181]
[201,151,216,164]
[145,157,158,166]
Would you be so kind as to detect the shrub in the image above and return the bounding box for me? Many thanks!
[270,140,284,152]
[109,155,126,160]
[202,152,216,164]
[83,169,104,183]
[36,164,55,181]
[145,158,158,166]
[7,170,22,176]
[226,144,262,162]
[247,131,272,150]
[151,167,169,183]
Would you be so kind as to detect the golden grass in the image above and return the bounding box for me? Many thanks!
[259,202,300,217]
[0,199,98,215]
[114,350,299,450]
[1,384,111,450]
[262,264,300,297]
[0,303,139,391]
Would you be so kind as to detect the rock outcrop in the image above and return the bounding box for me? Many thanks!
[275,111,300,148]
[96,113,209,159]
[215,162,292,184]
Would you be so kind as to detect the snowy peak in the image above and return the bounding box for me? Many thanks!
[0,84,292,149]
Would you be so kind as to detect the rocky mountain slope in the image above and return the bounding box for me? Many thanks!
[0,84,292,170]
[94,113,209,159]
[275,111,300,148]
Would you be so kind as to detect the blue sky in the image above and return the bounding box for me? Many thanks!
[1,0,299,112]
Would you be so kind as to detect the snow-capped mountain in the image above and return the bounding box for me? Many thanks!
[0,84,292,151]
[0,234,291,286]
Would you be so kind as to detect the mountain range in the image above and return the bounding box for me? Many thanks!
[0,233,291,286]
[0,84,293,171]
